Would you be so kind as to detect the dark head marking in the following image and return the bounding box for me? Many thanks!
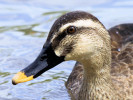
[46,11,101,42]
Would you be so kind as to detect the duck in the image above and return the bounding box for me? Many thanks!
[12,11,133,100]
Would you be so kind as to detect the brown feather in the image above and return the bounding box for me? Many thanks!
[66,24,133,99]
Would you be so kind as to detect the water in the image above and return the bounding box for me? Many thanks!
[0,0,133,100]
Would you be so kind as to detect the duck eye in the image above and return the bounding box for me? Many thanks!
[67,26,76,34]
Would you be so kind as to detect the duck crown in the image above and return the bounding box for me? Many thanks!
[47,11,105,41]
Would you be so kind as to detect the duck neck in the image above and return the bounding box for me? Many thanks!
[77,54,118,100]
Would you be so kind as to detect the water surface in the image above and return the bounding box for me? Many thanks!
[0,0,133,100]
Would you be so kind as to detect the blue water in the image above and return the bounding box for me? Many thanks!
[0,0,133,100]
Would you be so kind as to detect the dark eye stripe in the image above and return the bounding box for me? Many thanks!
[52,32,67,49]
[56,32,67,41]
[52,26,88,50]
[52,26,76,49]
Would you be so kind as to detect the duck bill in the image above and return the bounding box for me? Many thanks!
[12,42,64,85]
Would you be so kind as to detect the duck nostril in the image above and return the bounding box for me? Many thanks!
[40,54,47,61]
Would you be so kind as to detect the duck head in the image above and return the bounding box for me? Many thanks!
[12,11,111,85]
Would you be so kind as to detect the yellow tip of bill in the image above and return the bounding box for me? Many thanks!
[12,72,33,85]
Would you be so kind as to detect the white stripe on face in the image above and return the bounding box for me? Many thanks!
[59,19,102,32]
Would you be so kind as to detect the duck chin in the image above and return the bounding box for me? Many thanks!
[64,53,74,61]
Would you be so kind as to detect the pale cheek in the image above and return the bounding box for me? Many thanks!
[54,47,63,57]
[55,50,61,57]
[64,48,91,62]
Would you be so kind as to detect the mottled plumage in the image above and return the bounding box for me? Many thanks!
[66,23,133,100]
[12,11,133,100]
